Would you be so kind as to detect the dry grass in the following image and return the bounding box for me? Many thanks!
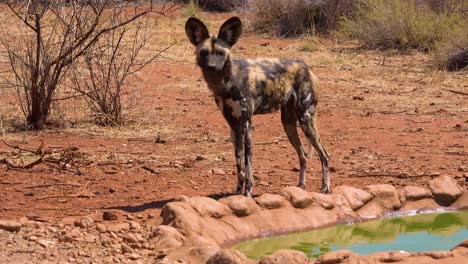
[339,0,467,51]
[250,0,357,37]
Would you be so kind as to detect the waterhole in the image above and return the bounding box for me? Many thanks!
[232,210,468,259]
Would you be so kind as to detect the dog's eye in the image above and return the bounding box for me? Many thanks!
[199,50,209,57]
[216,51,225,56]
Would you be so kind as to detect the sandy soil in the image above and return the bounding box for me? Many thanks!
[0,11,466,226]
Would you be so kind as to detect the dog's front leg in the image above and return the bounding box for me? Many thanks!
[230,124,246,195]
[243,120,254,198]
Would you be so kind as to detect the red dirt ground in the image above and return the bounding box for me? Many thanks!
[0,12,466,225]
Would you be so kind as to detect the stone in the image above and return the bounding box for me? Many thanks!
[279,186,313,209]
[402,186,432,201]
[151,225,185,249]
[255,193,286,209]
[334,186,373,211]
[123,233,139,244]
[364,184,402,210]
[316,250,357,264]
[258,250,310,264]
[107,223,130,233]
[206,249,254,264]
[424,251,453,259]
[74,216,94,228]
[219,195,259,217]
[96,223,107,233]
[428,176,463,206]
[310,192,335,210]
[127,253,140,260]
[103,211,119,221]
[369,251,411,262]
[0,220,21,232]
[185,196,230,218]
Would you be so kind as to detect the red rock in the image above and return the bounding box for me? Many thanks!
[429,176,463,206]
[188,196,230,218]
[424,251,453,259]
[0,220,21,232]
[219,195,259,217]
[334,186,373,211]
[258,250,311,264]
[151,225,185,249]
[279,186,313,209]
[310,192,335,210]
[316,250,357,264]
[364,184,402,210]
[206,249,254,264]
[402,186,432,201]
[255,193,287,209]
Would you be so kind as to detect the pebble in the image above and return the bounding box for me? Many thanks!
[127,253,140,260]
[75,216,94,228]
[103,211,119,221]
[0,220,21,232]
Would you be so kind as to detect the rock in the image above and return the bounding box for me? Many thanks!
[74,216,94,228]
[103,211,119,221]
[310,192,335,210]
[182,196,230,218]
[206,249,254,264]
[316,250,357,264]
[189,246,219,262]
[127,253,140,260]
[60,217,77,226]
[219,195,259,217]
[211,168,226,175]
[128,221,141,230]
[96,223,107,233]
[424,251,453,259]
[107,223,130,233]
[402,186,432,201]
[369,251,411,262]
[364,184,402,210]
[259,250,310,264]
[151,225,186,249]
[279,186,313,209]
[334,186,373,211]
[121,243,133,253]
[0,220,21,232]
[123,233,139,244]
[37,239,55,248]
[255,193,286,209]
[429,176,463,206]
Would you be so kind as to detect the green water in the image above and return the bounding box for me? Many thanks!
[232,210,468,259]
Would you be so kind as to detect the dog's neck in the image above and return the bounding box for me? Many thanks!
[201,59,233,96]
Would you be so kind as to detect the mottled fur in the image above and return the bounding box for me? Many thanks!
[185,17,331,197]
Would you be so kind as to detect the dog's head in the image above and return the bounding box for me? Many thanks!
[185,17,242,72]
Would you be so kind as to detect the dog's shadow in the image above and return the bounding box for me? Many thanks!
[105,192,255,213]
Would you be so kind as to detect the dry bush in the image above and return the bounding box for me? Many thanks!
[178,0,247,12]
[70,18,166,126]
[339,0,466,51]
[250,0,357,37]
[0,0,161,130]
[434,24,468,71]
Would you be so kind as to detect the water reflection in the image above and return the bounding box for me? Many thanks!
[232,210,468,259]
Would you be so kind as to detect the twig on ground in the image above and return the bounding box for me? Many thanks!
[446,89,468,96]
[36,181,91,200]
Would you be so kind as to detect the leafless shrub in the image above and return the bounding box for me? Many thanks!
[70,17,169,126]
[0,0,172,130]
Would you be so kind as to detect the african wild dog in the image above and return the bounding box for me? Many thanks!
[185,17,331,198]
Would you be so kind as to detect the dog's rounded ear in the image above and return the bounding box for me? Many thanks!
[218,17,242,47]
[185,17,209,46]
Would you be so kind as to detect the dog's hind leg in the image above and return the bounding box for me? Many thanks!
[281,99,308,189]
[298,109,331,193]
